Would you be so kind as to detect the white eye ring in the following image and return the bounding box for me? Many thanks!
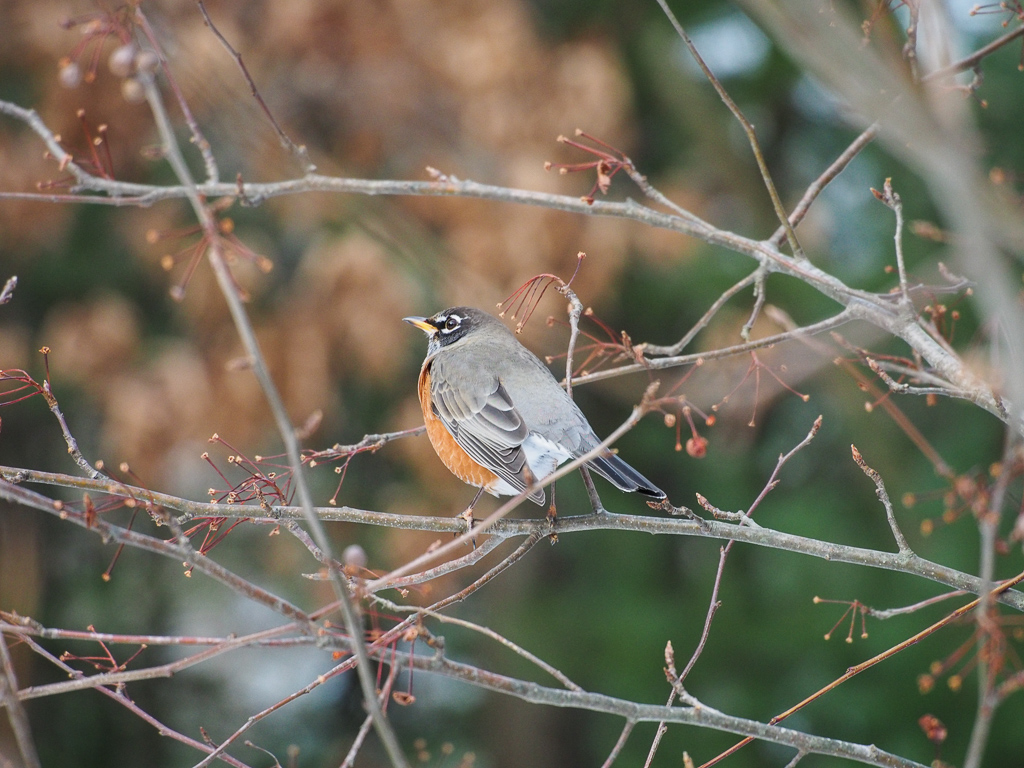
[443,315,461,332]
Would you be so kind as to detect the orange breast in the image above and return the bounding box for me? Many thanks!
[419,363,500,490]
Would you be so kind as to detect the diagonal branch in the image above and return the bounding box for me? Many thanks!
[770,124,879,247]
[0,629,41,768]
[655,0,804,258]
[850,445,912,554]
[195,0,314,172]
[131,26,410,766]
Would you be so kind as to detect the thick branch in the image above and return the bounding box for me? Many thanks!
[395,652,925,768]
[4,469,1022,611]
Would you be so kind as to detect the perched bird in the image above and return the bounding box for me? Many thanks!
[404,307,666,507]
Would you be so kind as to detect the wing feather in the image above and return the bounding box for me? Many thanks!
[430,362,544,505]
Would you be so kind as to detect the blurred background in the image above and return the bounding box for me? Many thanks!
[1,0,1022,766]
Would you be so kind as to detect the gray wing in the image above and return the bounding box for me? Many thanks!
[429,358,545,505]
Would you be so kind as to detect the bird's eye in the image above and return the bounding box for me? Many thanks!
[444,316,460,331]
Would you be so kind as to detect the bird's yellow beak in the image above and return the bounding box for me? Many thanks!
[403,316,435,333]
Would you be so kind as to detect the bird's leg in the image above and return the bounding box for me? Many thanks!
[579,466,605,514]
[458,487,484,546]
[546,485,557,527]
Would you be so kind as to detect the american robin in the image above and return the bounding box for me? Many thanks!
[404,307,666,507]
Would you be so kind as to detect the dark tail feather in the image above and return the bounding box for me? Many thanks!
[588,452,666,499]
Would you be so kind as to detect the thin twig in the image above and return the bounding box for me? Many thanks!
[922,24,1024,82]
[648,417,823,766]
[38,373,107,480]
[186,655,363,768]
[903,0,921,82]
[556,265,611,513]
[380,530,545,620]
[17,634,252,768]
[15,625,294,701]
[361,535,504,592]
[577,310,856,384]
[863,590,965,620]
[963,425,1020,768]
[866,358,971,393]
[135,10,219,184]
[740,265,768,341]
[0,629,41,768]
[872,178,912,310]
[677,545,729,684]
[561,265,585,398]
[639,271,758,356]
[655,0,804,259]
[378,588,581,692]
[600,720,636,768]
[770,124,878,247]
[195,1,314,172]
[865,357,972,400]
[700,571,1024,768]
[716,414,823,524]
[579,465,605,513]
[306,427,425,464]
[850,445,912,554]
[339,665,398,768]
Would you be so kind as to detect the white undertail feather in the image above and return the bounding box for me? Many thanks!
[485,432,572,497]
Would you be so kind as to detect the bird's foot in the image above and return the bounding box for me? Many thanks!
[545,501,559,544]
[457,507,477,548]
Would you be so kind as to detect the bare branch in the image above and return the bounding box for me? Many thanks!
[639,271,758,357]
[654,0,804,259]
[133,44,410,768]
[578,310,856,384]
[850,445,912,554]
[871,178,912,310]
[377,593,581,692]
[0,630,41,768]
[4,467,1023,611]
[647,414,825,766]
[740,265,769,342]
[16,633,252,768]
[601,721,635,768]
[771,124,879,246]
[14,626,293,701]
[38,372,107,481]
[195,0,314,172]
[707,571,1024,766]
[964,425,1020,768]
[340,666,398,768]
[396,651,927,768]
[863,590,965,620]
[922,24,1024,82]
[132,11,218,184]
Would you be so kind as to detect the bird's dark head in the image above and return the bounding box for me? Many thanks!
[403,307,500,355]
